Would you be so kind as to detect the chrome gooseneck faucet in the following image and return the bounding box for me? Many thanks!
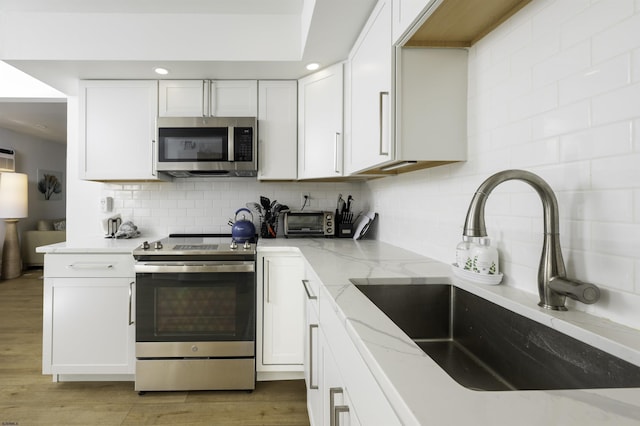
[462,169,600,311]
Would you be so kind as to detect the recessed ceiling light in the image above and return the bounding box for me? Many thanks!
[306,63,320,71]
[154,67,169,75]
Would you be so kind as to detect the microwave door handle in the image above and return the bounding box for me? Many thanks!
[228,126,235,161]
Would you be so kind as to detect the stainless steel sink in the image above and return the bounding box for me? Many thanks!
[351,278,640,391]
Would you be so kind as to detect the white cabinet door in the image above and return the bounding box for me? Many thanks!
[158,80,205,117]
[212,80,258,117]
[79,80,160,181]
[158,80,258,117]
[392,0,434,44]
[46,278,135,375]
[257,81,298,180]
[347,0,393,174]
[298,63,344,179]
[260,254,305,367]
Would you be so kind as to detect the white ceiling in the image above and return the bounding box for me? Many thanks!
[0,0,377,145]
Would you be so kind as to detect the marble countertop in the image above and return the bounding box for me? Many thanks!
[259,238,640,426]
[36,235,161,254]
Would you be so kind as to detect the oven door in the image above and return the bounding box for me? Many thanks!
[135,261,255,343]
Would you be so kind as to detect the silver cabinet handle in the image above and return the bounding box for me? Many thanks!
[264,259,271,303]
[379,91,390,156]
[334,132,341,174]
[151,139,157,177]
[302,279,317,300]
[335,405,350,426]
[330,387,344,426]
[209,80,216,116]
[128,281,134,325]
[67,263,114,270]
[309,324,319,390]
[203,80,209,117]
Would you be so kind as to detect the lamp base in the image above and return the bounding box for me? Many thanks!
[1,219,22,280]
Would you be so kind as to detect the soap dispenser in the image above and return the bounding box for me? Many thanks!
[455,236,473,270]
[471,237,499,275]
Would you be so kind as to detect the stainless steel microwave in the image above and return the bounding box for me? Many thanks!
[156,116,257,177]
[284,211,335,237]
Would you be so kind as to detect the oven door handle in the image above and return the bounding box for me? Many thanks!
[134,262,255,274]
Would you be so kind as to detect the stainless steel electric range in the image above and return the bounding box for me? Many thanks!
[132,234,256,393]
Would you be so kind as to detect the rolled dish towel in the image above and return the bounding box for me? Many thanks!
[114,221,141,239]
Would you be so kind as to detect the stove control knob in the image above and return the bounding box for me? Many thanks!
[142,241,150,250]
[230,240,238,250]
[154,241,163,250]
[243,241,251,250]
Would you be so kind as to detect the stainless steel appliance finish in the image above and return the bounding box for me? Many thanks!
[133,234,256,392]
[284,210,334,237]
[156,116,257,178]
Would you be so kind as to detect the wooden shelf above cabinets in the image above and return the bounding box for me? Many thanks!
[405,0,532,47]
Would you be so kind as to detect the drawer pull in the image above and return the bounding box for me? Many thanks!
[302,279,317,300]
[67,263,115,270]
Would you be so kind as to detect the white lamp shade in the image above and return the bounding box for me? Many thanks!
[0,172,28,219]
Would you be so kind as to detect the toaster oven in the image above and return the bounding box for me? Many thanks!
[283,211,334,237]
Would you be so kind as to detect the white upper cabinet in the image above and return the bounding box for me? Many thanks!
[158,80,258,117]
[345,0,468,177]
[346,0,393,175]
[79,80,163,181]
[297,63,344,180]
[391,0,434,44]
[158,80,205,117]
[257,81,298,181]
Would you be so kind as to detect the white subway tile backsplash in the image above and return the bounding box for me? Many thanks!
[560,121,632,162]
[531,101,590,139]
[509,138,560,167]
[592,82,640,125]
[593,13,640,63]
[559,54,631,105]
[532,41,591,88]
[508,82,557,122]
[590,222,640,258]
[591,153,640,189]
[531,0,590,42]
[560,0,634,49]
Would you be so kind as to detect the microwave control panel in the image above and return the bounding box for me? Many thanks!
[233,127,254,162]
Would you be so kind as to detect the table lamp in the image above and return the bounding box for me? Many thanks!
[0,172,28,280]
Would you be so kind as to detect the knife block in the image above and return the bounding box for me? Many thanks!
[337,222,354,238]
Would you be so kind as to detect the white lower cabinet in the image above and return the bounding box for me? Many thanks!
[257,251,305,380]
[42,253,136,380]
[304,264,400,426]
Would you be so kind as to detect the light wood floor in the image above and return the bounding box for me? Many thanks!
[0,270,310,426]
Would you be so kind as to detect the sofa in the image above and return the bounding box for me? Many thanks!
[21,218,66,268]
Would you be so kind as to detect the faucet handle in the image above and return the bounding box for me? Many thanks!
[549,277,600,305]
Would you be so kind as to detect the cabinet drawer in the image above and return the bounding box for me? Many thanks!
[44,254,135,278]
